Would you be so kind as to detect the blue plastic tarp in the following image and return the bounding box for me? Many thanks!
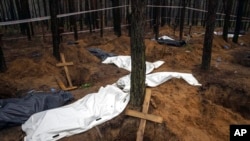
[0,90,74,130]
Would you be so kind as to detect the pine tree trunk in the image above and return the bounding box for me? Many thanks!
[161,0,167,27]
[86,0,92,33]
[43,0,49,30]
[100,0,104,37]
[195,0,200,25]
[37,0,42,17]
[49,0,60,60]
[9,0,16,20]
[192,0,196,25]
[233,0,245,43]
[20,0,32,40]
[167,0,173,25]
[201,0,218,70]
[202,0,207,27]
[130,0,147,106]
[0,33,7,73]
[187,0,191,25]
[242,0,249,31]
[79,0,84,30]
[68,0,78,40]
[222,0,233,42]
[0,1,6,22]
[111,0,121,37]
[126,0,131,36]
[179,0,187,40]
[15,0,26,34]
[153,0,161,40]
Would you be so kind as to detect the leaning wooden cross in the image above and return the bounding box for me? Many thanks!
[56,53,77,91]
[125,89,163,141]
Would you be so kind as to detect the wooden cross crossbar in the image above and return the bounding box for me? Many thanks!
[56,53,77,91]
[125,89,163,141]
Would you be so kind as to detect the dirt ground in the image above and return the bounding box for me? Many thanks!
[0,26,250,141]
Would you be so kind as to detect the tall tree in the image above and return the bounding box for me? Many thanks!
[130,0,147,106]
[222,0,233,42]
[0,1,6,22]
[79,0,83,30]
[167,0,173,25]
[179,0,188,40]
[126,0,132,36]
[192,0,198,25]
[153,0,161,40]
[68,0,78,40]
[161,0,167,27]
[85,0,93,33]
[233,0,245,43]
[100,0,104,37]
[49,0,60,60]
[42,0,49,30]
[0,33,7,72]
[20,0,32,40]
[201,0,218,70]
[9,0,16,20]
[111,0,121,37]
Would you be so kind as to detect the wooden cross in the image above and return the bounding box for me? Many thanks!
[56,53,77,91]
[125,89,163,141]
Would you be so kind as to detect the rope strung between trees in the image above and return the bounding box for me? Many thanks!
[1,5,249,26]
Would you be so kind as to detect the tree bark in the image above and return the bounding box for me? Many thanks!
[0,1,6,22]
[42,0,49,30]
[79,0,84,30]
[126,0,131,36]
[100,0,104,37]
[222,0,233,42]
[233,0,245,43]
[153,0,161,40]
[130,0,147,106]
[68,0,78,40]
[192,0,197,25]
[0,33,7,72]
[201,0,218,70]
[161,0,167,27]
[20,0,32,40]
[49,0,60,60]
[111,0,121,37]
[167,0,173,25]
[179,0,187,40]
[201,0,207,26]
[9,0,16,20]
[15,0,25,35]
[85,0,93,33]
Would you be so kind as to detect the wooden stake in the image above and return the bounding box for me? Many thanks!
[56,53,77,90]
[125,109,163,123]
[137,89,151,141]
[125,89,163,141]
[54,75,77,91]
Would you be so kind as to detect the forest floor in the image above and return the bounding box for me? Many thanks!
[0,26,250,141]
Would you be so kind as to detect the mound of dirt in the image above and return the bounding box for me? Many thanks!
[0,26,250,141]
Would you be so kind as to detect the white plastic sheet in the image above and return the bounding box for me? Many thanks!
[214,31,242,38]
[116,72,201,92]
[102,56,165,74]
[22,85,129,141]
[158,35,174,40]
[22,57,202,141]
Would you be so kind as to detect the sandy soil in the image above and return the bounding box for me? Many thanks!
[0,26,249,141]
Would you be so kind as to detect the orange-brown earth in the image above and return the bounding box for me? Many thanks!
[0,26,249,141]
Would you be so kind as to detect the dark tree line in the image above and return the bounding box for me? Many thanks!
[0,0,249,65]
[1,0,249,35]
